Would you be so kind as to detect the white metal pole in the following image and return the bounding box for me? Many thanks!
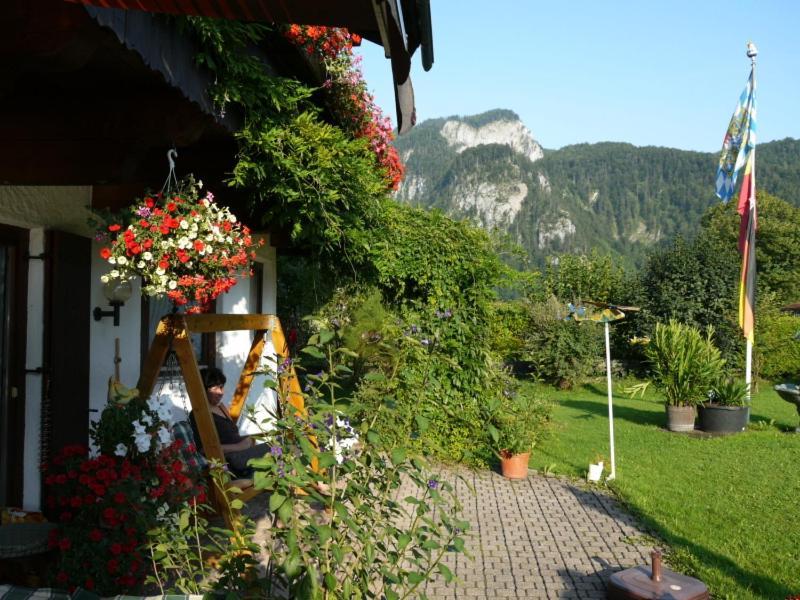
[745,338,753,404]
[604,321,616,481]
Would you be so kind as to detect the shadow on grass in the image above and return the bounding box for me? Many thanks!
[563,482,793,599]
[561,398,664,428]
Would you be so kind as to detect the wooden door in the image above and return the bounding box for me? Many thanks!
[43,231,91,465]
[0,224,28,507]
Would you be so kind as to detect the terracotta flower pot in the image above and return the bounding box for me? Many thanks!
[500,451,530,479]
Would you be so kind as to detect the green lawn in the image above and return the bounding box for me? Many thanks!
[526,379,800,599]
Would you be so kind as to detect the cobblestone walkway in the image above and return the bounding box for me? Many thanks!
[418,468,655,599]
[244,467,656,599]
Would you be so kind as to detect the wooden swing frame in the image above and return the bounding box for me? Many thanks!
[136,313,305,519]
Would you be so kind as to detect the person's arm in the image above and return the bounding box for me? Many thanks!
[220,436,254,453]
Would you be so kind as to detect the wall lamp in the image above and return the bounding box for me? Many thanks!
[93,279,133,326]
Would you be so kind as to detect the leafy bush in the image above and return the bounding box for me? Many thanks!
[487,388,551,456]
[645,320,726,406]
[753,298,800,381]
[523,296,603,388]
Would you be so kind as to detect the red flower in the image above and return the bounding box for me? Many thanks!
[100,247,112,259]
[108,224,121,232]
[110,543,123,555]
[144,197,154,208]
[89,528,103,542]
[193,240,205,252]
[166,202,177,212]
[113,491,126,504]
[107,558,119,574]
[59,537,71,550]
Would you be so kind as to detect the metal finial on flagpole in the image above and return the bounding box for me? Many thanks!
[746,41,758,63]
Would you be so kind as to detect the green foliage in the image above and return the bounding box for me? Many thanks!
[370,203,504,307]
[644,320,726,406]
[146,466,262,597]
[487,388,551,455]
[752,298,800,381]
[249,330,468,599]
[638,233,740,362]
[233,112,389,262]
[702,191,800,305]
[544,250,626,303]
[182,18,389,264]
[523,296,603,388]
[708,377,748,407]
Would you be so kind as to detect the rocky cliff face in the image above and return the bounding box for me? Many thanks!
[440,118,544,163]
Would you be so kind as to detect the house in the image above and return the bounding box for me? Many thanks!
[0,0,432,512]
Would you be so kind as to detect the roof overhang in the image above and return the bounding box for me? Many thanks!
[65,0,434,134]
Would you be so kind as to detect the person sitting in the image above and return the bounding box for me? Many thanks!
[189,367,269,479]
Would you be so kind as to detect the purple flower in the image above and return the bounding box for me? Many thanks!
[410,324,419,334]
[270,446,283,457]
[136,206,151,218]
[94,231,109,242]
[324,414,335,428]
[427,479,439,490]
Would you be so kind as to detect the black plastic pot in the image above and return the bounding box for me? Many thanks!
[698,404,749,433]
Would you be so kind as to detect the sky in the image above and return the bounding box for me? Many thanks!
[356,0,800,152]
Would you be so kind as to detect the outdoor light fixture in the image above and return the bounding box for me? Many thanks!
[93,279,133,326]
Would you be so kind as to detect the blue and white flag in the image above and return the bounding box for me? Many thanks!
[715,70,757,202]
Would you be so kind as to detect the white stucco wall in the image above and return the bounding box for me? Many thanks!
[89,243,143,414]
[0,186,280,510]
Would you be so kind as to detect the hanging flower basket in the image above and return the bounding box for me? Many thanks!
[98,177,261,313]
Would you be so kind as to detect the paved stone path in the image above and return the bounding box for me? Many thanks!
[417,468,655,599]
[243,467,657,599]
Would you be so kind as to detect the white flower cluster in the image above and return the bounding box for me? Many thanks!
[117,395,175,457]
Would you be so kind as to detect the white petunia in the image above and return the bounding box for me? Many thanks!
[168,280,177,290]
[133,431,152,453]
[110,269,120,278]
[100,275,110,283]
[140,413,153,427]
[143,251,153,261]
[114,443,128,457]
[179,220,189,229]
[156,267,166,276]
[108,256,116,265]
[157,426,172,446]
[117,256,127,265]
[228,214,237,223]
[137,261,145,269]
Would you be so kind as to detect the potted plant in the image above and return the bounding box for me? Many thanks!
[489,393,549,479]
[699,377,750,433]
[644,320,725,432]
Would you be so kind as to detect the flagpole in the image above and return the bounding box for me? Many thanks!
[744,42,757,405]
[604,321,616,481]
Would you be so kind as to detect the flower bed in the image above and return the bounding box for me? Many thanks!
[44,386,204,594]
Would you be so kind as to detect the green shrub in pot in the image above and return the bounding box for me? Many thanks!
[707,377,749,407]
[488,391,550,457]
[645,320,726,407]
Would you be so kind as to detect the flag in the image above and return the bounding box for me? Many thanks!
[716,64,757,342]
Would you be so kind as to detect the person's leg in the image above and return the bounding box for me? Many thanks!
[225,443,270,478]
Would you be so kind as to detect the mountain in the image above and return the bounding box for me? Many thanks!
[393,110,800,266]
